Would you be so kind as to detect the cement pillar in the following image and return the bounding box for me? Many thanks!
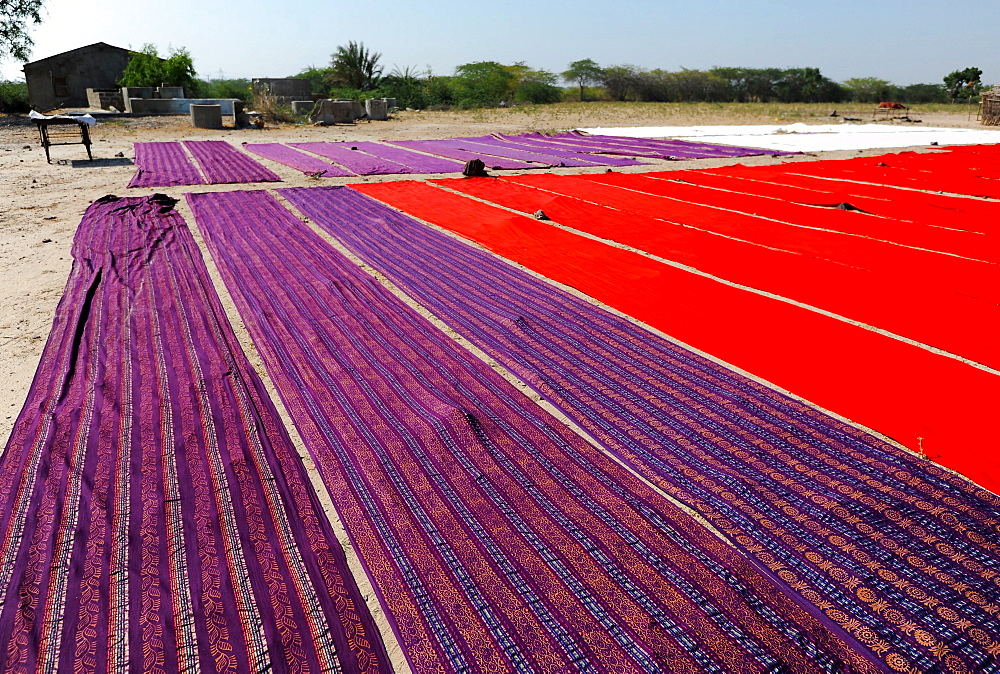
[121,87,152,113]
[190,104,223,129]
[330,100,355,123]
[365,98,388,121]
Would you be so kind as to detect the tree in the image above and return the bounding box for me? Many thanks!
[943,67,983,102]
[1,0,44,61]
[329,41,383,91]
[562,59,602,101]
[710,67,785,102]
[118,44,197,94]
[600,65,639,102]
[293,65,335,96]
[378,65,427,109]
[451,61,516,108]
[843,77,893,103]
[515,68,562,104]
[775,67,844,103]
[897,83,947,104]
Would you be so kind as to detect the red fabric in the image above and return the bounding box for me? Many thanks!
[664,169,1000,229]
[576,171,1000,262]
[757,153,1000,199]
[352,180,1000,492]
[434,176,1000,369]
[500,173,1000,304]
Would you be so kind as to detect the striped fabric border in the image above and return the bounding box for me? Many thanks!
[0,194,387,673]
[387,139,539,169]
[128,141,205,187]
[290,142,413,175]
[188,188,882,674]
[347,141,467,173]
[183,140,282,184]
[242,142,354,177]
[300,184,1000,674]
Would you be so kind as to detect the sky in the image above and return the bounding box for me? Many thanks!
[1,0,996,86]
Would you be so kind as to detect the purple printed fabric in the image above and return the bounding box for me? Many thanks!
[243,143,354,176]
[432,137,609,168]
[290,142,411,175]
[347,141,465,173]
[183,140,282,184]
[508,132,788,159]
[498,133,670,156]
[0,194,388,673]
[128,141,205,187]
[575,133,784,158]
[294,185,1000,674]
[468,135,647,167]
[189,187,882,674]
[388,139,538,169]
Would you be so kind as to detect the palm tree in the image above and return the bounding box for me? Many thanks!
[329,41,383,90]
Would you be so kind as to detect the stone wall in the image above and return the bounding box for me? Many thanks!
[252,78,311,103]
[86,88,125,111]
[24,43,132,111]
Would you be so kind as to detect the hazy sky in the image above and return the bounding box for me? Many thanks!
[1,0,996,86]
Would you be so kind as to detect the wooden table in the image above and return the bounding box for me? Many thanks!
[32,117,93,163]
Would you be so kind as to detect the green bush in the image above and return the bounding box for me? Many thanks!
[119,44,198,94]
[197,78,252,102]
[514,70,563,104]
[377,66,427,109]
[452,61,516,108]
[425,76,456,108]
[0,81,30,113]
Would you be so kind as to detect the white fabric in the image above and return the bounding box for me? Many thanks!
[575,123,1000,152]
[29,110,98,127]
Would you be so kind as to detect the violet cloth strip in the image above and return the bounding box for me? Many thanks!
[578,133,780,157]
[182,140,282,184]
[347,141,464,173]
[513,131,782,157]
[128,141,205,187]
[290,142,411,175]
[304,185,1000,674]
[508,132,782,159]
[243,142,354,177]
[497,132,674,157]
[475,135,647,166]
[388,139,539,169]
[497,133,718,159]
[433,137,615,168]
[189,188,883,674]
[503,131,705,154]
[458,135,649,166]
[0,194,387,673]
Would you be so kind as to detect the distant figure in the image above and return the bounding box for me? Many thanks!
[830,110,838,117]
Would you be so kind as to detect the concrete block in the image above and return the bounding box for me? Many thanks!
[331,100,355,123]
[382,97,397,109]
[129,98,239,115]
[351,100,364,119]
[365,98,388,121]
[291,100,314,116]
[309,99,356,124]
[87,88,124,111]
[190,104,224,129]
[157,86,184,99]
[121,87,152,113]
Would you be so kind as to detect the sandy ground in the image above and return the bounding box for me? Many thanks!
[0,103,985,670]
